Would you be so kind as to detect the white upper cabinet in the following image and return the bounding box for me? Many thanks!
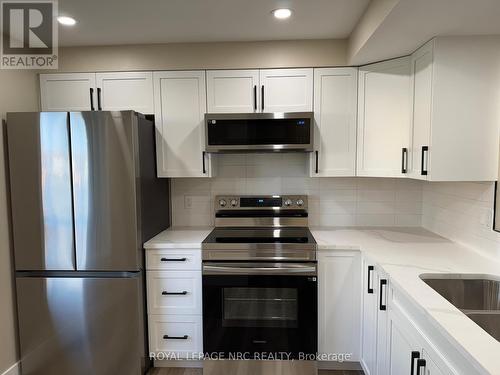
[40,72,154,113]
[153,71,212,178]
[206,70,259,113]
[259,68,313,112]
[95,72,154,113]
[311,68,357,177]
[357,57,411,178]
[40,73,96,111]
[409,37,500,181]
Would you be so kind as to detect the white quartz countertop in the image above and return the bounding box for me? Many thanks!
[143,227,212,249]
[312,227,500,375]
[144,226,500,374]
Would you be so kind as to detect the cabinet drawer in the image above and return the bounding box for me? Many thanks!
[146,249,201,271]
[147,271,202,315]
[149,314,202,357]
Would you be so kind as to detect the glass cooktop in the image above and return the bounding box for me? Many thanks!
[202,227,316,244]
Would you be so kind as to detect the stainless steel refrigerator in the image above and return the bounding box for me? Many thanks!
[6,111,170,375]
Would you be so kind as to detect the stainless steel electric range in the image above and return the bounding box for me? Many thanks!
[202,195,317,375]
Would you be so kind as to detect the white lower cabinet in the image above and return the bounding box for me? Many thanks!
[146,249,203,359]
[360,259,389,375]
[148,314,203,358]
[318,251,361,362]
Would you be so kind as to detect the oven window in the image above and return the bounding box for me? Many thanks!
[222,287,298,328]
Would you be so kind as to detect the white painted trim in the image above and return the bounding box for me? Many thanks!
[1,362,20,375]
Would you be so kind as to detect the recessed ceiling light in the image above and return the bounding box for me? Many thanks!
[272,8,293,20]
[57,16,77,26]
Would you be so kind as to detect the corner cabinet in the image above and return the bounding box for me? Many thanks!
[311,68,357,177]
[357,57,411,178]
[153,71,213,178]
[409,37,500,181]
[318,251,361,362]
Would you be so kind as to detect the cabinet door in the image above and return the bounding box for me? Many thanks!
[409,41,433,180]
[312,68,357,177]
[421,350,447,375]
[153,71,211,177]
[357,57,411,177]
[318,251,361,361]
[206,70,259,113]
[376,271,389,375]
[361,260,378,375]
[40,73,96,111]
[259,68,313,112]
[95,72,154,113]
[387,310,420,375]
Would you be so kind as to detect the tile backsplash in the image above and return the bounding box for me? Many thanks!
[422,181,500,259]
[171,154,423,227]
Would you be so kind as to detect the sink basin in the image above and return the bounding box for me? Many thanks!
[464,312,500,342]
[420,274,500,342]
[420,274,500,311]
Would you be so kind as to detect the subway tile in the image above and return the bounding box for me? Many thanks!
[357,190,395,202]
[320,201,357,215]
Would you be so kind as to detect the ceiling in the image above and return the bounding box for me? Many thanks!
[350,0,500,64]
[57,0,371,47]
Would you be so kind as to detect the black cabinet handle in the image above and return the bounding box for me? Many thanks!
[416,358,426,375]
[202,151,206,174]
[379,279,387,311]
[89,88,95,111]
[367,265,374,294]
[410,351,420,375]
[261,85,265,111]
[401,147,408,174]
[421,146,428,176]
[97,87,102,110]
[163,335,188,340]
[253,85,257,111]
[160,257,187,262]
[162,291,188,296]
[315,151,319,174]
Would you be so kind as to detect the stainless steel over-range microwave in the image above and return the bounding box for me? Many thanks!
[204,112,314,152]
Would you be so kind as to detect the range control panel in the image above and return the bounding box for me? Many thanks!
[215,195,308,210]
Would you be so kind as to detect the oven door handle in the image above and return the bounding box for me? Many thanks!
[202,263,317,276]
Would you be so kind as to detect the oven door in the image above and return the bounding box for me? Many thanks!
[202,262,317,358]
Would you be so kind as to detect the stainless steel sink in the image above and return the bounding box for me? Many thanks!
[420,274,500,341]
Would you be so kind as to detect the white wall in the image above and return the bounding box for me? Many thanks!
[422,181,500,260]
[171,154,423,227]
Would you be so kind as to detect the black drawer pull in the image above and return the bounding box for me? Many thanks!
[410,351,420,375]
[379,279,387,311]
[253,85,257,111]
[401,147,408,174]
[315,150,319,174]
[261,85,265,111]
[202,151,207,174]
[421,146,429,175]
[97,87,102,110]
[416,358,426,375]
[163,335,188,340]
[160,257,187,262]
[162,291,188,296]
[89,88,95,111]
[367,265,374,294]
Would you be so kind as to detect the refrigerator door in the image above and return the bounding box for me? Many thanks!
[16,273,146,375]
[70,111,140,271]
[6,112,76,271]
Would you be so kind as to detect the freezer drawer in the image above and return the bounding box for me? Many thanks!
[16,274,146,375]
